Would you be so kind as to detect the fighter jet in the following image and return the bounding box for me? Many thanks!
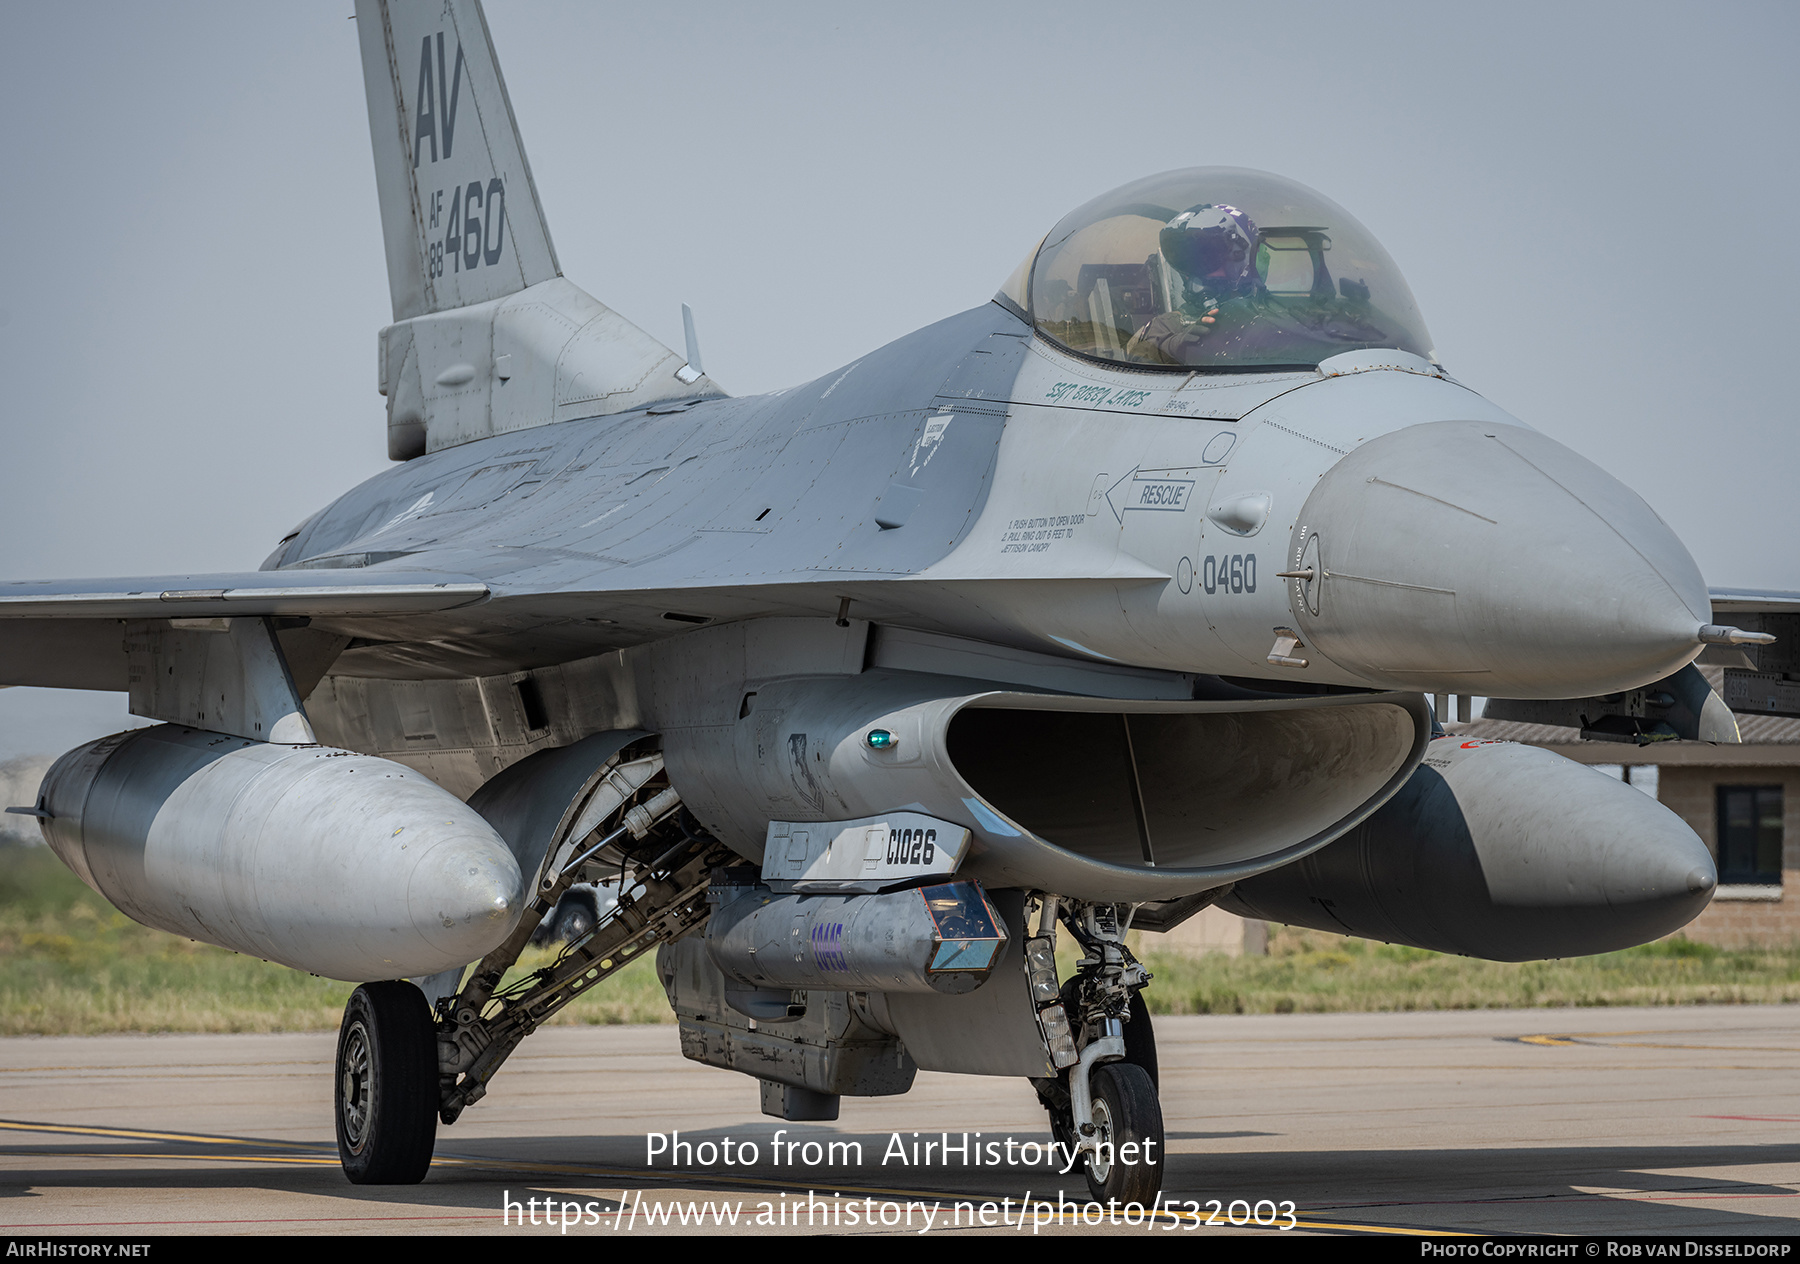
[0,0,1769,1200]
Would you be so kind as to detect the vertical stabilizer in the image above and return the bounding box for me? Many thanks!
[354,1,722,460]
[356,0,559,321]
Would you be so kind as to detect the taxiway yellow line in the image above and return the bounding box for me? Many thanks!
[0,1118,320,1149]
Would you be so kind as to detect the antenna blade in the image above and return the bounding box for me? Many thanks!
[682,303,704,376]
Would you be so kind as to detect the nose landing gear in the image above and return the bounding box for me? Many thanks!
[1028,899,1165,1203]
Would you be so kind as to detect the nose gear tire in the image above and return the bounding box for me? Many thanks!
[1082,1062,1164,1204]
[335,981,439,1185]
[1036,986,1160,1153]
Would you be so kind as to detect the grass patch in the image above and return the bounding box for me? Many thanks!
[1132,924,1800,1016]
[7,841,1800,1033]
[0,843,672,1034]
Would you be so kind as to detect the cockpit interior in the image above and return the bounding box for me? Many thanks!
[1000,168,1436,371]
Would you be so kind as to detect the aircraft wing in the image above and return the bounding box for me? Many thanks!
[1700,587,1800,719]
[1708,587,1800,614]
[0,570,489,619]
[0,569,488,691]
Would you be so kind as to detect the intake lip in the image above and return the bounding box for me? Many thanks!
[1289,420,1710,697]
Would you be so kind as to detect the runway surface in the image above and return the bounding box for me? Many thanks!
[1,1005,1797,1236]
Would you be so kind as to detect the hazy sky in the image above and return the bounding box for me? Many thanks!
[1,1,1795,759]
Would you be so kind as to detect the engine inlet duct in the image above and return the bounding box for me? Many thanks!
[665,666,1433,904]
[705,879,1008,996]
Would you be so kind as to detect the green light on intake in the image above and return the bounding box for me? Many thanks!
[866,729,898,750]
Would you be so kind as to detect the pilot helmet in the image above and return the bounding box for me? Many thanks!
[1160,203,1259,295]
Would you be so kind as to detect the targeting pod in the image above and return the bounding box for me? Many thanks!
[705,879,1008,997]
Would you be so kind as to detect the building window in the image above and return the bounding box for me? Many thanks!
[1716,786,1783,886]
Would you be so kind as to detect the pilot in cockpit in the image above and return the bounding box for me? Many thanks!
[1125,203,1261,363]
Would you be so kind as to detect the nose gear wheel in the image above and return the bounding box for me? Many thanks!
[1084,1062,1163,1203]
[1027,899,1165,1204]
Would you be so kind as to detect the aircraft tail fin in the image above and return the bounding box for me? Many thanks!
[355,1,721,461]
[356,0,559,321]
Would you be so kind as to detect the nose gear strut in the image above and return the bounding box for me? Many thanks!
[1029,898,1165,1203]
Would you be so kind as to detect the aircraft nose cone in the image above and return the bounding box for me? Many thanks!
[407,832,525,962]
[1290,420,1710,697]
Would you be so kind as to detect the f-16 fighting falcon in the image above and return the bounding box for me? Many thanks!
[3,0,1782,1200]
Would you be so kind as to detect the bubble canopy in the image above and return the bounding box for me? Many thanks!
[1006,169,1435,371]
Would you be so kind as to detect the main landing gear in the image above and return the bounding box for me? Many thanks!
[332,751,723,1184]
[335,982,438,1185]
[1028,898,1165,1203]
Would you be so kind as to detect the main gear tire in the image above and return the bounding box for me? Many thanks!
[1082,1061,1164,1205]
[552,891,598,943]
[1035,1074,1075,1155]
[335,981,439,1185]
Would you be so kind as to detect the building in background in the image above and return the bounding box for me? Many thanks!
[1141,905,1269,958]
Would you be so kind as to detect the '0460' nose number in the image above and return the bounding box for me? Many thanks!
[1202,553,1257,595]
